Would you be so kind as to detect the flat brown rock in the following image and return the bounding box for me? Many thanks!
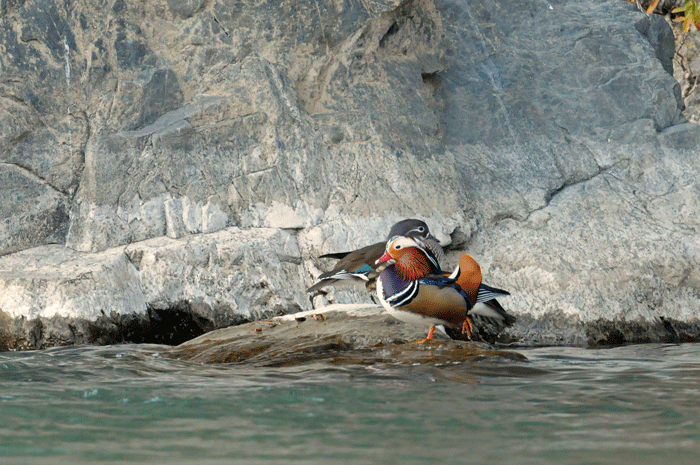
[168,305,526,366]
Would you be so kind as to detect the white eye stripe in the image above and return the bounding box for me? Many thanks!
[387,236,421,253]
[407,226,426,235]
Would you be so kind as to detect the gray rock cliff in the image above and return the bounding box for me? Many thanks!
[1,0,699,349]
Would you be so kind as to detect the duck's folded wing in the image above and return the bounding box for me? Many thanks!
[476,283,510,303]
[308,242,384,292]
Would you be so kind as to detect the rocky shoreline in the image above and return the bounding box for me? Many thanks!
[1,0,699,351]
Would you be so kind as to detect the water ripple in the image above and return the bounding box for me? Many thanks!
[1,343,699,464]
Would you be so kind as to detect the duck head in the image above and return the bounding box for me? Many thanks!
[375,236,440,281]
[386,219,443,264]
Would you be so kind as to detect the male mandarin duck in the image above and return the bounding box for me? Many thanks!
[306,219,444,293]
[375,236,515,343]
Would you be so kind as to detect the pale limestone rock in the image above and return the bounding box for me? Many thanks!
[0,0,699,349]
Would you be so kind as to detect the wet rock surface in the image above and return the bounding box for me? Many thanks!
[168,305,527,366]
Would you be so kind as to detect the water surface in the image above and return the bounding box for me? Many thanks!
[1,343,699,464]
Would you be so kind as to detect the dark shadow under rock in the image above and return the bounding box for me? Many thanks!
[0,301,223,351]
[586,316,700,346]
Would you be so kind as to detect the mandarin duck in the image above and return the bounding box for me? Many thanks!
[375,236,515,343]
[307,219,443,293]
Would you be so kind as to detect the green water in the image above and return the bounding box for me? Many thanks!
[1,343,699,464]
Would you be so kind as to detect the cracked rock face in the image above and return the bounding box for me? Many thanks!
[673,18,700,124]
[1,0,699,350]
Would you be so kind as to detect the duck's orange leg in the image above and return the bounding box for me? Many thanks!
[461,317,473,338]
[415,326,436,344]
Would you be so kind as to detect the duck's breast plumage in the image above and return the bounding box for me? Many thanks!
[378,266,468,328]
